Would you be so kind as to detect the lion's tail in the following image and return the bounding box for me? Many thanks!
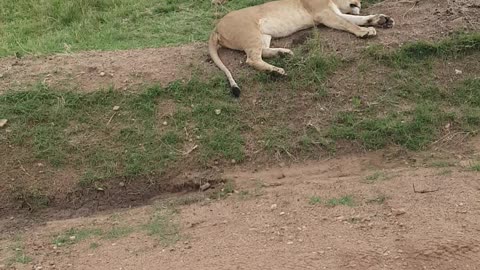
[208,31,240,97]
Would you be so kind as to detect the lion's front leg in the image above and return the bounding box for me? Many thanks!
[315,11,377,38]
[338,14,395,28]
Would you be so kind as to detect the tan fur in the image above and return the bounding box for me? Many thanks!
[209,0,394,97]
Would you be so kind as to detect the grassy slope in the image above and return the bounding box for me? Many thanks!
[1,34,479,191]
[0,0,269,57]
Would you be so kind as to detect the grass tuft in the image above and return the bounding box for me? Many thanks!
[326,195,354,207]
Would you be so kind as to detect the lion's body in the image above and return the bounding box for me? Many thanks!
[209,0,394,97]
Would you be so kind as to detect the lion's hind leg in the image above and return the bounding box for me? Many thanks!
[259,34,293,58]
[245,47,286,75]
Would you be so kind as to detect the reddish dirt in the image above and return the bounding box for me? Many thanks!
[1,0,480,269]
[2,148,480,270]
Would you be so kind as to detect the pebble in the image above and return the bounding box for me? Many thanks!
[215,109,221,115]
[99,72,106,77]
[113,106,120,111]
[392,208,407,216]
[287,241,294,245]
[0,119,7,128]
[455,69,463,75]
[270,204,278,210]
[279,212,285,216]
[200,183,211,191]
[69,236,76,240]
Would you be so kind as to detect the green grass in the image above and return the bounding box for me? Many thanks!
[309,196,322,205]
[143,207,180,246]
[366,32,480,66]
[329,102,451,150]
[5,238,32,266]
[329,34,480,150]
[102,226,135,240]
[429,161,455,168]
[0,77,243,187]
[328,77,480,150]
[470,163,480,172]
[365,171,386,183]
[12,187,50,210]
[0,0,269,57]
[53,228,103,246]
[51,206,179,247]
[326,195,354,207]
[209,180,236,199]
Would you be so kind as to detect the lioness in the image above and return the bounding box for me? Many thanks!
[209,0,394,97]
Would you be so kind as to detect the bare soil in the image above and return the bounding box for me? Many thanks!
[1,0,480,269]
[2,146,480,270]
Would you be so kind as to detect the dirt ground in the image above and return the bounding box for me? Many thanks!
[2,145,480,270]
[1,0,480,269]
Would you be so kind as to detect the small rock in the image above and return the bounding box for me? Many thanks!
[392,208,406,216]
[231,159,236,164]
[215,109,221,115]
[455,69,463,75]
[162,121,168,126]
[69,236,76,240]
[287,241,294,245]
[119,182,125,187]
[200,183,211,191]
[0,74,4,78]
[113,106,120,111]
[279,212,285,216]
[35,266,43,270]
[0,119,7,128]
[336,216,346,221]
[270,204,278,210]
[99,72,106,77]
